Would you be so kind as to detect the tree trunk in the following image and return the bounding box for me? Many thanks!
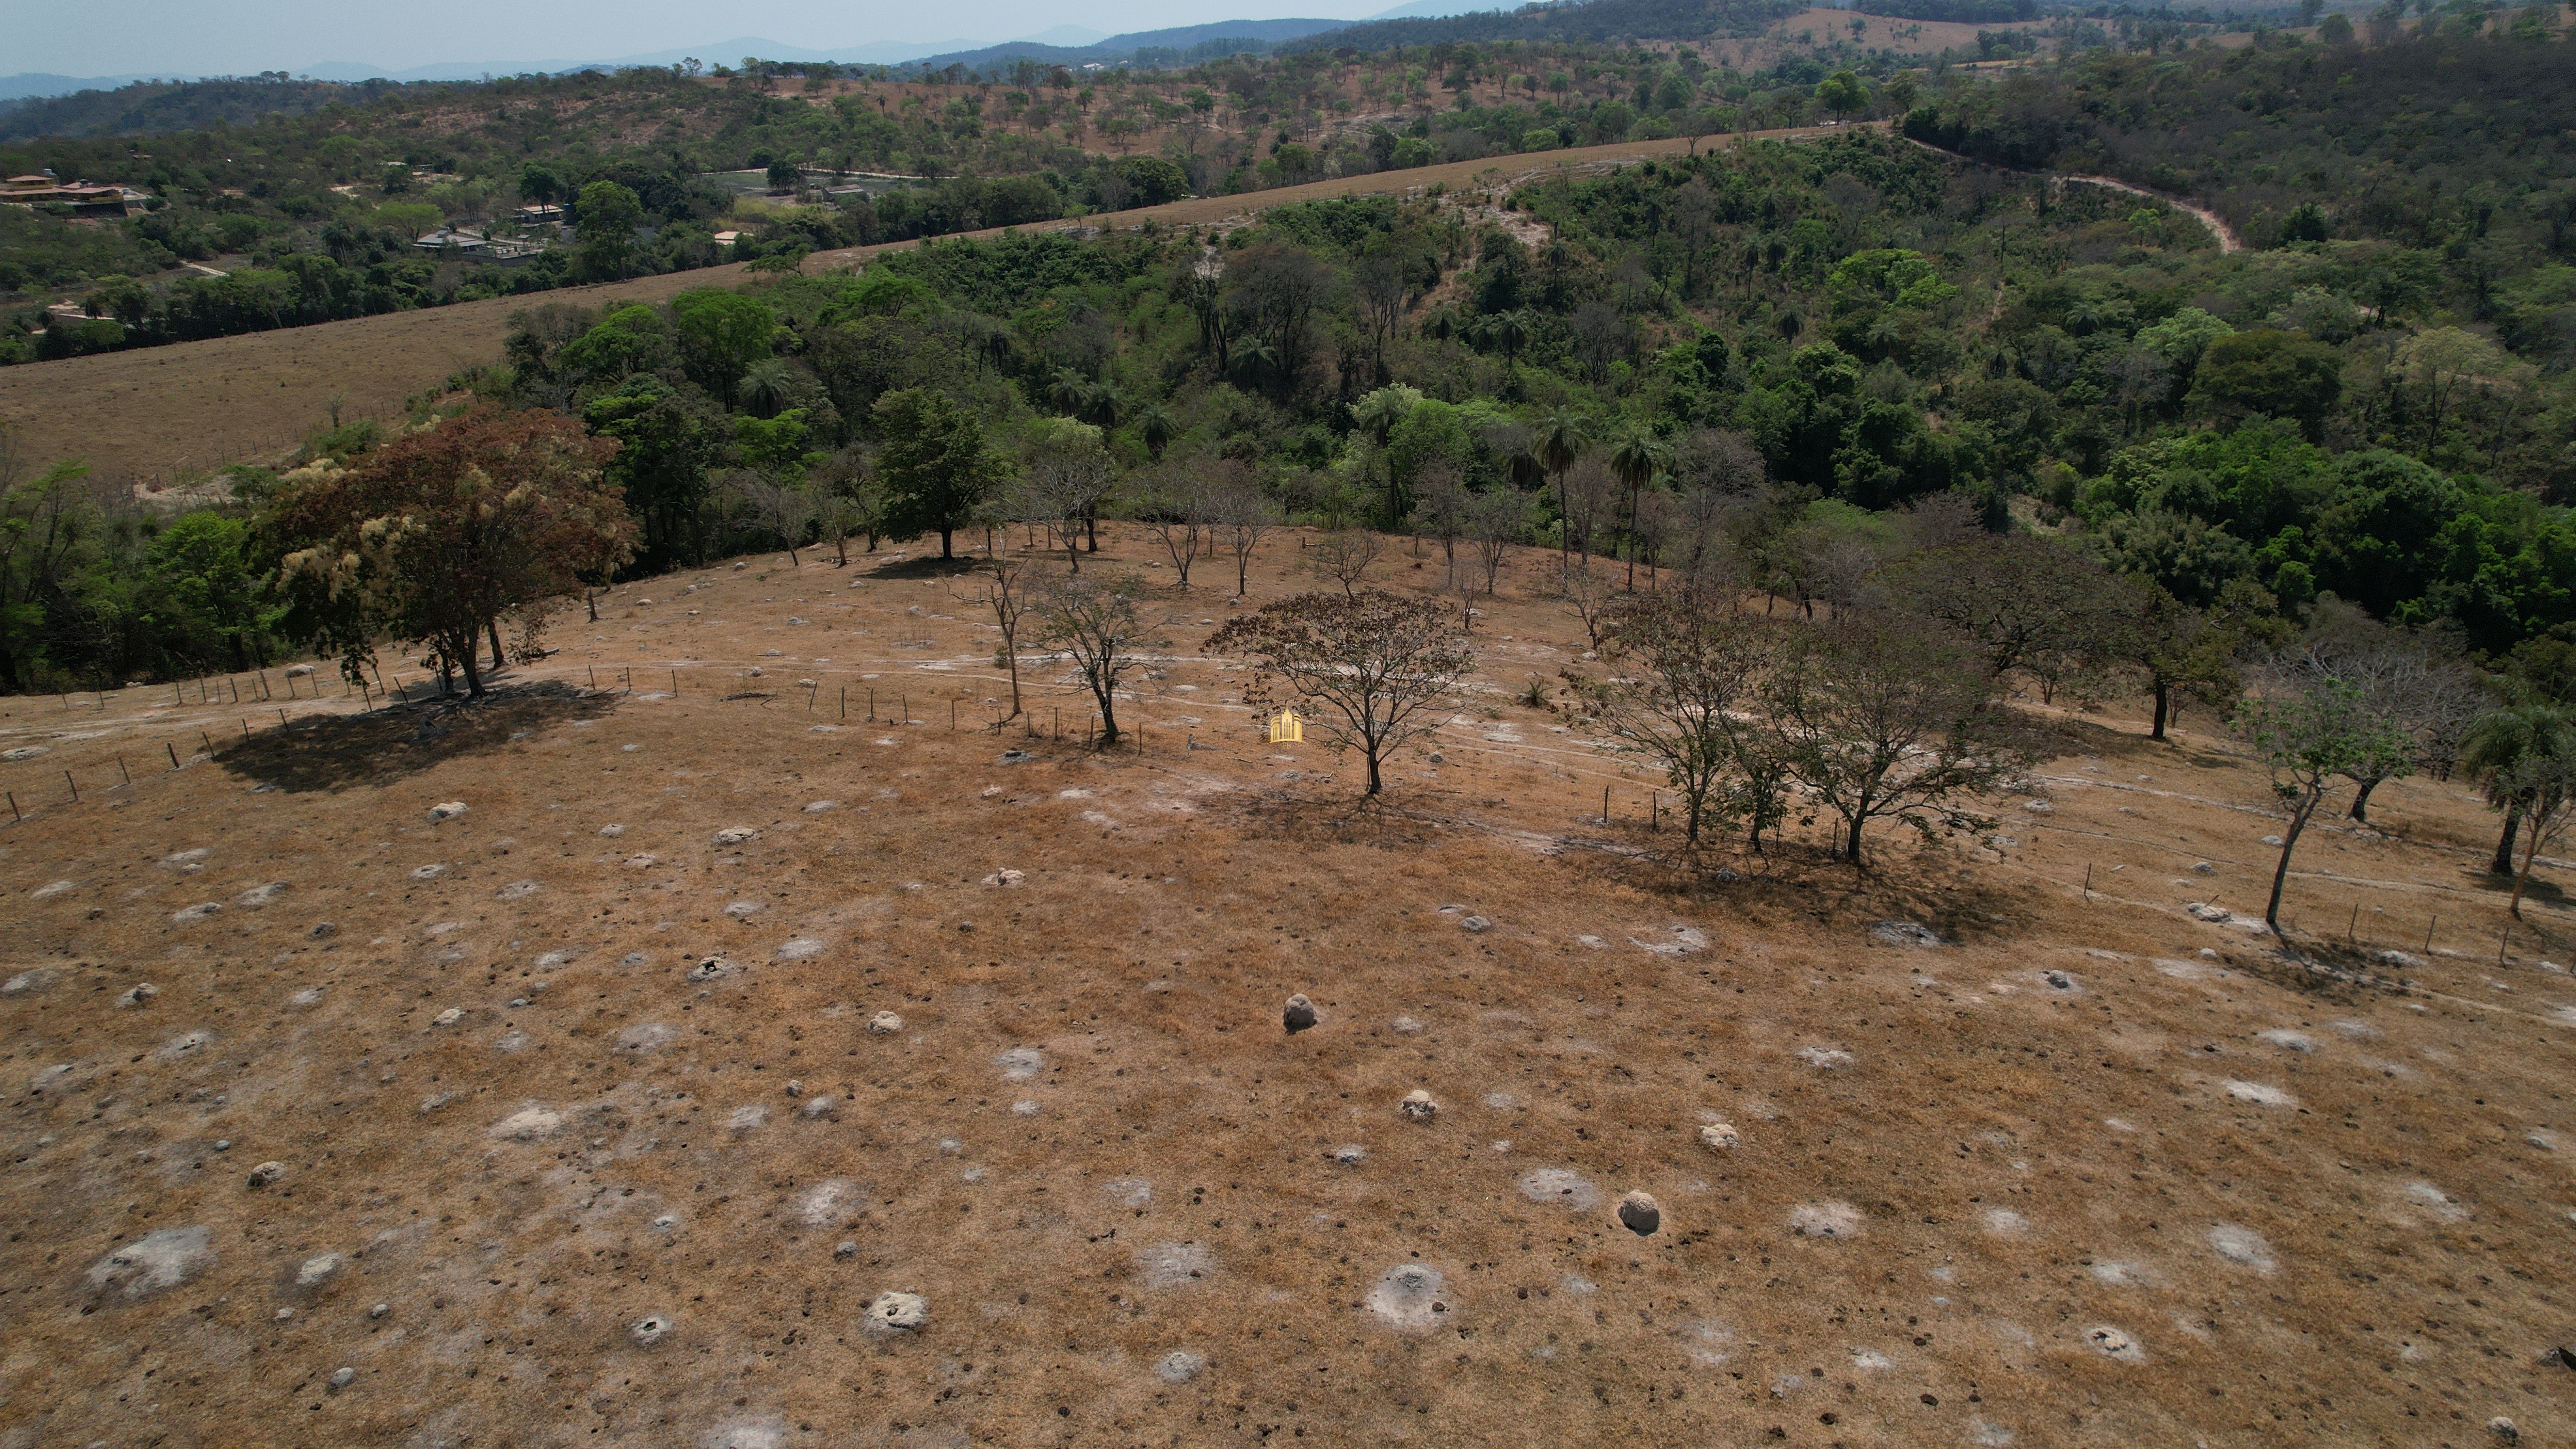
[939,526,954,560]
[2264,789,2321,932]
[2347,775,2380,822]
[2510,814,2544,918]
[1364,749,1383,795]
[488,619,507,674]
[586,590,599,623]
[1086,511,1099,553]
[2150,679,2170,741]
[2492,808,2522,875]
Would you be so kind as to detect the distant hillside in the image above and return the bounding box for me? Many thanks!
[1284,0,1805,52]
[0,76,397,141]
[901,18,1355,73]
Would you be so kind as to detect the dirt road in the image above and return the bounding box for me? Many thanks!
[0,124,1864,491]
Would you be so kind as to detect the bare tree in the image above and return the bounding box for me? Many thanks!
[1030,571,1152,746]
[1132,459,1211,587]
[1584,590,1779,843]
[2277,599,2481,821]
[1013,418,1115,572]
[1205,460,1278,598]
[956,537,1040,720]
[1762,613,2022,865]
[1557,557,1619,652]
[1467,489,1527,596]
[1206,590,1474,796]
[1559,453,1622,562]
[1887,532,2125,684]
[1410,461,1470,589]
[813,446,879,566]
[723,468,816,566]
[1307,529,1384,598]
[1666,427,1765,499]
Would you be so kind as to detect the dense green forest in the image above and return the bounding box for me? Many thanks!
[2,13,2573,698]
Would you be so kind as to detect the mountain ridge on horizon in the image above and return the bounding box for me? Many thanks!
[0,0,1506,103]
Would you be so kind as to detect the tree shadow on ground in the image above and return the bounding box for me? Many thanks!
[862,553,986,581]
[215,681,617,794]
[1579,830,2039,950]
[1230,787,1453,852]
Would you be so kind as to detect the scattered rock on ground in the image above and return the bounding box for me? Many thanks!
[1617,1191,1661,1236]
[1789,1201,1863,1238]
[427,802,467,821]
[246,1161,285,1188]
[85,1226,214,1299]
[490,1107,563,1140]
[1155,1350,1206,1384]
[629,1313,676,1346]
[1363,1264,1449,1331]
[1519,1168,1601,1210]
[1282,994,1317,1033]
[1699,1122,1740,1151]
[1399,1089,1439,1121]
[1870,921,1941,948]
[865,1291,929,1332]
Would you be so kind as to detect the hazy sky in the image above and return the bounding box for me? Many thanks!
[9,0,1398,76]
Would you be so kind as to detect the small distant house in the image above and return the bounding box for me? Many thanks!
[713,230,743,251]
[414,228,547,264]
[514,203,564,226]
[4,173,150,217]
[414,227,491,253]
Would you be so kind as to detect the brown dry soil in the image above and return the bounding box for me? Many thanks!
[5,529,2575,1449]
[0,123,1865,495]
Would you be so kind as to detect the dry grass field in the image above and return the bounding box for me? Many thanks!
[0,123,1865,496]
[4,526,2573,1448]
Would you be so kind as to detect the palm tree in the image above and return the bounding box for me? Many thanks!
[1533,411,1590,566]
[1132,402,1176,460]
[1046,367,1094,417]
[1605,427,1671,589]
[740,358,796,419]
[2463,703,2576,875]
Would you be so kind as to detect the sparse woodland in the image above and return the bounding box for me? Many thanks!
[1,8,2574,890]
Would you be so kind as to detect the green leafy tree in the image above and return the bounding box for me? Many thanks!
[669,289,777,407]
[872,387,1003,559]
[2238,678,2416,931]
[1813,70,1871,121]
[572,179,645,282]
[0,456,95,692]
[2187,330,2343,437]
[2463,703,2576,875]
[584,376,723,568]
